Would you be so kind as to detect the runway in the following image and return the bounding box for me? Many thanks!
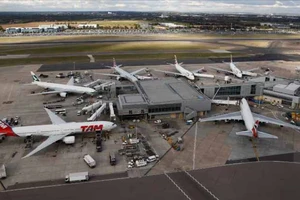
[1,37,300,46]
[37,53,300,72]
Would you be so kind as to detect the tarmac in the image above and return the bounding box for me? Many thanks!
[1,162,300,200]
[1,60,300,190]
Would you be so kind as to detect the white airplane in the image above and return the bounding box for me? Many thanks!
[154,55,215,81]
[199,98,300,139]
[96,58,157,83]
[30,72,96,97]
[211,55,259,78]
[0,108,117,158]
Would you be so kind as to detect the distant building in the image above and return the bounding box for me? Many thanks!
[21,27,42,33]
[5,27,21,34]
[159,23,186,28]
[78,24,98,29]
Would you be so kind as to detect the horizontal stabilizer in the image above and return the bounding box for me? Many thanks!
[257,131,278,139]
[236,130,253,137]
[236,130,278,139]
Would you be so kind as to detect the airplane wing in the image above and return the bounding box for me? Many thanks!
[94,72,120,77]
[210,67,234,75]
[199,111,242,122]
[241,70,258,77]
[193,72,215,79]
[67,77,74,86]
[252,113,300,130]
[244,67,260,72]
[22,133,70,158]
[29,90,65,96]
[44,108,66,124]
[154,69,184,76]
[130,68,146,75]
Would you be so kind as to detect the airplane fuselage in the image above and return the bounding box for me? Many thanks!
[115,67,138,82]
[10,121,116,137]
[240,98,258,137]
[230,63,243,78]
[175,64,195,80]
[33,82,95,95]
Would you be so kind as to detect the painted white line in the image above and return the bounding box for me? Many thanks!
[184,171,219,200]
[3,176,130,192]
[164,172,192,200]
[6,83,14,101]
[193,122,198,170]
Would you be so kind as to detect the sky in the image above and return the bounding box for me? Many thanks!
[1,0,300,14]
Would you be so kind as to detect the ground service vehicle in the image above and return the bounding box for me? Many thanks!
[83,154,96,168]
[65,172,89,183]
[135,159,147,167]
[109,152,116,165]
[146,155,157,163]
[0,164,7,179]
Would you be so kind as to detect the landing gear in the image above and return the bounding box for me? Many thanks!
[0,135,5,143]
[24,135,33,148]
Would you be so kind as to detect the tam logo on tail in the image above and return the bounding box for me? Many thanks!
[0,121,18,137]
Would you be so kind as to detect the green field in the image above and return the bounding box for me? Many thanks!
[0,41,218,55]
[0,52,243,67]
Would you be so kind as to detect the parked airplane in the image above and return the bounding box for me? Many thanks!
[199,98,300,139]
[211,55,259,78]
[96,58,157,82]
[0,108,117,158]
[30,72,96,97]
[154,55,215,81]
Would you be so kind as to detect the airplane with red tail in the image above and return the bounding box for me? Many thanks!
[199,98,300,139]
[0,108,117,158]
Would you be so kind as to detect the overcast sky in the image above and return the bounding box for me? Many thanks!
[1,0,300,14]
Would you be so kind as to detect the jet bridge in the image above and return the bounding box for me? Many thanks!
[87,103,107,121]
[82,100,103,113]
[109,102,116,121]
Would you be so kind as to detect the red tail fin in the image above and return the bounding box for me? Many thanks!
[0,120,17,137]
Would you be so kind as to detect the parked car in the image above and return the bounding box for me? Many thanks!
[109,152,117,166]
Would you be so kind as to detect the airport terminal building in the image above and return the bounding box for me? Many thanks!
[197,82,264,99]
[250,76,300,108]
[116,79,211,120]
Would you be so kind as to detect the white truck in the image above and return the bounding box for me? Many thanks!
[0,164,7,179]
[83,154,96,168]
[65,172,89,183]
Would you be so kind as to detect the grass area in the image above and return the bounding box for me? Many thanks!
[1,33,300,44]
[1,41,217,55]
[219,40,271,48]
[0,52,244,67]
[0,56,89,67]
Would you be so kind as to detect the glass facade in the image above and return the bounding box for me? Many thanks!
[148,104,181,113]
[251,85,256,94]
[215,86,241,96]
